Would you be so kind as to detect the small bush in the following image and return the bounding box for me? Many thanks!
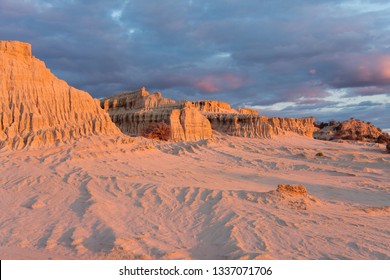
[341,135,354,140]
[376,134,390,144]
[315,152,324,157]
[315,122,329,129]
[141,121,171,141]
[319,122,329,129]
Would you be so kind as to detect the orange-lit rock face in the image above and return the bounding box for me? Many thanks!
[237,108,259,115]
[103,91,314,141]
[192,100,237,113]
[205,114,315,138]
[101,89,213,141]
[314,119,386,142]
[0,41,121,149]
[191,100,315,138]
[0,41,32,57]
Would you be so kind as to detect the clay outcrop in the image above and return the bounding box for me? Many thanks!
[192,100,314,138]
[314,119,390,143]
[101,88,212,141]
[206,114,314,138]
[191,101,258,115]
[102,87,176,112]
[103,90,315,141]
[237,108,258,115]
[192,100,237,113]
[263,184,318,210]
[0,41,121,149]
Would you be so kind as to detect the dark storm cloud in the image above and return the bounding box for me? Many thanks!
[1,0,389,128]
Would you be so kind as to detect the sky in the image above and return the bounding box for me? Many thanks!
[1,0,389,130]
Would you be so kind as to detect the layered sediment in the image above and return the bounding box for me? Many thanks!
[192,100,258,115]
[206,114,314,138]
[0,41,121,149]
[192,101,315,138]
[101,88,212,141]
[103,90,315,141]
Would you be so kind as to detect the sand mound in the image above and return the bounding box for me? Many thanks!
[0,41,122,149]
[276,184,308,196]
[262,184,320,210]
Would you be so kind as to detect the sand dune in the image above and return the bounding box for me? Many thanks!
[0,133,389,259]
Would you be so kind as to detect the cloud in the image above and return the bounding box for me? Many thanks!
[327,53,390,88]
[0,0,389,129]
[345,85,390,97]
[355,101,383,107]
[193,73,246,93]
[260,100,390,130]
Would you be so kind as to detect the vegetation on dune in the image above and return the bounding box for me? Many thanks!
[142,121,171,141]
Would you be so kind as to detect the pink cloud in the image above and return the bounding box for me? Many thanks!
[194,73,246,93]
[194,76,221,92]
[335,54,390,87]
[381,58,390,79]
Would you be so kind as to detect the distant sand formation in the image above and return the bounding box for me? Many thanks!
[102,89,316,140]
[101,87,212,141]
[314,119,390,144]
[0,41,122,149]
[193,100,315,138]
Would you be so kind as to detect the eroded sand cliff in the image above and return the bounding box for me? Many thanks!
[103,90,315,140]
[0,41,121,149]
[101,88,212,141]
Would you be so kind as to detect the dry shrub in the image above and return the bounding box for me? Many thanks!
[376,134,390,144]
[341,135,354,140]
[142,121,171,141]
[315,122,329,129]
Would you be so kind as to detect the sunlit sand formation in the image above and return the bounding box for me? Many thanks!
[1,41,389,259]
